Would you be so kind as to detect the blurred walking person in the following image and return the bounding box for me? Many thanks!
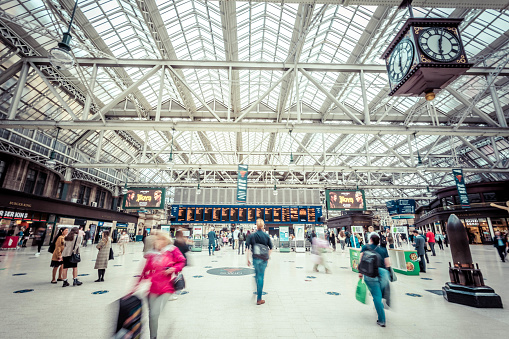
[436,232,444,250]
[208,227,216,256]
[95,230,111,282]
[338,230,346,252]
[132,232,186,339]
[118,230,129,255]
[35,226,46,255]
[312,235,331,273]
[50,228,67,284]
[246,219,273,305]
[329,230,336,251]
[493,231,508,262]
[238,228,245,255]
[61,227,83,287]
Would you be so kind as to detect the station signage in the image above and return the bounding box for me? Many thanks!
[452,169,470,209]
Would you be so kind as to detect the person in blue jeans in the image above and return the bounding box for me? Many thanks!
[358,234,391,327]
[207,227,216,256]
[246,219,273,305]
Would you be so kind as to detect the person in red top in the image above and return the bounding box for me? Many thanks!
[426,230,436,256]
[133,232,186,339]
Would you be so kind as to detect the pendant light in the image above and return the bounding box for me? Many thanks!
[288,130,295,171]
[121,169,129,195]
[167,128,175,169]
[413,133,423,166]
[196,168,201,195]
[46,128,61,169]
[49,0,78,70]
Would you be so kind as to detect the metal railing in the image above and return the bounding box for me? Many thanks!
[416,201,501,221]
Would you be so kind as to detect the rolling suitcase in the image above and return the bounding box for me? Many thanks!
[114,295,142,339]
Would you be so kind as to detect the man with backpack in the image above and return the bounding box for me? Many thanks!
[413,230,426,273]
[238,228,245,255]
[246,219,273,305]
[358,234,391,327]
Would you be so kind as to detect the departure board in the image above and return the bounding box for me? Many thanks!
[273,208,281,222]
[213,208,221,221]
[291,208,299,222]
[282,208,290,222]
[308,208,315,222]
[178,207,186,221]
[221,208,229,222]
[264,208,273,222]
[230,208,238,222]
[247,208,256,221]
[299,208,307,222]
[195,207,204,221]
[239,208,246,221]
[186,207,195,221]
[204,207,212,221]
[256,208,263,220]
[171,205,321,224]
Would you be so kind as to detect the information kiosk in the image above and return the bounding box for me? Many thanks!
[191,225,203,252]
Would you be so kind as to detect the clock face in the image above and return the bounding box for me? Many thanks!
[388,38,415,83]
[418,27,461,62]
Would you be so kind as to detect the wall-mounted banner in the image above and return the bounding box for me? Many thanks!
[122,188,166,209]
[236,164,249,203]
[452,169,470,209]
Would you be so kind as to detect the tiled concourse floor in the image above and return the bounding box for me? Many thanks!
[1,242,508,338]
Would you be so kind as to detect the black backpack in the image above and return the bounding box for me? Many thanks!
[358,248,383,278]
[239,233,245,241]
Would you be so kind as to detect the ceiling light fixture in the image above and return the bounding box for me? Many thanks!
[121,168,129,195]
[288,129,295,171]
[167,127,175,169]
[49,0,78,70]
[413,133,423,166]
[46,128,60,169]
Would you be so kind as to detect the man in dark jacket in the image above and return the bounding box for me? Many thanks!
[413,230,426,273]
[493,231,508,262]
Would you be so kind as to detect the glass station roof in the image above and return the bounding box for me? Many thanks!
[0,0,508,206]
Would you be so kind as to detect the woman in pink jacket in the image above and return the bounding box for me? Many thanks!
[134,232,186,339]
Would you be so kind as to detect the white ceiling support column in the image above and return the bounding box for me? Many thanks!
[458,136,496,167]
[142,131,149,162]
[300,68,364,125]
[374,135,410,167]
[97,65,161,117]
[147,131,184,163]
[487,75,507,127]
[82,63,97,120]
[112,133,138,163]
[0,60,22,87]
[360,70,370,124]
[228,66,232,121]
[408,134,415,167]
[7,61,29,120]
[289,132,322,165]
[234,68,294,123]
[155,66,165,122]
[167,65,220,122]
[29,62,78,120]
[446,88,499,127]
[95,130,105,162]
[491,137,501,166]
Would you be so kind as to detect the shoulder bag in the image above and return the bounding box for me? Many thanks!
[252,233,270,261]
[109,246,114,260]
[70,235,81,263]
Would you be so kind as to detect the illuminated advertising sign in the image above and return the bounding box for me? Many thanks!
[326,190,366,211]
[123,188,165,209]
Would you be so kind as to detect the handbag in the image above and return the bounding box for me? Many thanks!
[109,247,114,260]
[48,241,55,254]
[173,273,185,291]
[389,267,397,282]
[355,278,367,304]
[69,235,81,263]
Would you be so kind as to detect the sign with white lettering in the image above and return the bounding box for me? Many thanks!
[452,169,470,209]
[236,164,248,203]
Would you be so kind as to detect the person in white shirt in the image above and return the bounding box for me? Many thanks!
[118,231,130,255]
[233,227,240,250]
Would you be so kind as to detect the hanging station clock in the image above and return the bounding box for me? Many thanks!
[382,18,472,100]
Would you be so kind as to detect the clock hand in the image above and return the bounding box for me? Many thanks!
[438,28,444,54]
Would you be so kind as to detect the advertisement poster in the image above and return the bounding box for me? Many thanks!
[453,169,470,209]
[294,225,304,241]
[237,164,249,203]
[279,226,289,242]
[315,226,325,239]
[351,226,364,234]
[193,226,203,241]
[123,188,166,209]
[403,251,420,275]
[1,236,19,249]
[349,248,360,273]
[326,190,366,211]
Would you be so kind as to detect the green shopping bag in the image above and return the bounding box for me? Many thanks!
[356,278,367,304]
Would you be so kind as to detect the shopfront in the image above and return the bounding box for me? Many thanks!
[462,218,492,244]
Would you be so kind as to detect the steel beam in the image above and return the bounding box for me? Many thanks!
[3,120,508,137]
[25,57,509,76]
[7,61,29,120]
[71,163,509,174]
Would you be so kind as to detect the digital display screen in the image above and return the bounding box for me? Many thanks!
[264,208,272,222]
[221,208,229,222]
[326,189,365,210]
[186,207,195,222]
[195,207,203,221]
[273,208,281,222]
[291,208,299,222]
[178,207,186,222]
[204,207,212,221]
[282,208,290,222]
[239,208,246,222]
[256,208,263,220]
[213,208,221,222]
[123,188,165,209]
[248,208,256,222]
[299,208,307,222]
[308,208,315,222]
[230,208,238,222]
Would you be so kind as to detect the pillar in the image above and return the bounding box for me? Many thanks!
[61,168,72,201]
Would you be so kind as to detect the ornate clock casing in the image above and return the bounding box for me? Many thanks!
[382,18,473,99]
